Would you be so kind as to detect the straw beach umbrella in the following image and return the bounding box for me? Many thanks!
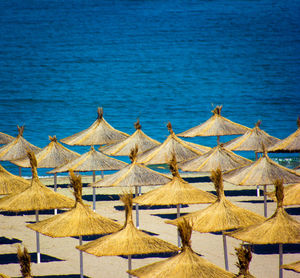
[268,117,300,153]
[133,155,216,246]
[166,169,265,270]
[128,219,234,278]
[179,144,252,173]
[27,171,122,278]
[0,126,40,176]
[178,106,250,145]
[0,164,30,195]
[223,149,300,217]
[0,151,74,263]
[226,180,300,278]
[267,183,300,206]
[49,146,127,211]
[77,193,179,277]
[137,122,210,165]
[281,261,300,273]
[61,107,129,146]
[0,131,14,145]
[100,119,160,156]
[90,146,171,228]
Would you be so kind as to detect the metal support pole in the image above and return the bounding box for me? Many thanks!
[79,236,83,278]
[264,185,267,218]
[93,187,96,212]
[255,152,260,197]
[54,173,58,215]
[35,210,41,264]
[279,244,283,278]
[177,204,181,247]
[128,255,132,278]
[222,231,229,271]
[19,166,22,177]
[217,136,220,145]
[135,186,140,229]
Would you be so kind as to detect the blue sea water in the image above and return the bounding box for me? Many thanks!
[0,0,299,176]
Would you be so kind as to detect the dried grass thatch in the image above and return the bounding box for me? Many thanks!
[77,193,179,256]
[281,261,300,273]
[267,183,300,206]
[48,146,127,173]
[61,107,129,146]
[235,245,255,278]
[268,117,300,153]
[224,121,280,152]
[0,164,30,195]
[179,144,251,172]
[90,147,170,188]
[226,180,300,244]
[128,219,234,278]
[0,274,10,278]
[166,169,265,232]
[100,119,160,156]
[0,151,74,211]
[27,171,121,237]
[0,126,40,161]
[137,122,209,165]
[223,151,300,186]
[0,131,14,145]
[12,135,80,168]
[17,245,32,278]
[133,155,216,206]
[178,106,250,137]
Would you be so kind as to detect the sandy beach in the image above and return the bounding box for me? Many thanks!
[1,172,299,278]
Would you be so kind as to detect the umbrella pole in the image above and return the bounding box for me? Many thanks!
[255,152,260,197]
[93,171,96,212]
[222,231,229,271]
[54,173,58,215]
[135,186,140,229]
[79,236,83,278]
[263,185,267,217]
[217,136,220,145]
[35,210,41,264]
[279,244,283,278]
[19,166,22,177]
[128,255,132,278]
[177,204,181,247]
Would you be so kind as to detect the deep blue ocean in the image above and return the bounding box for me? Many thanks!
[0,0,299,177]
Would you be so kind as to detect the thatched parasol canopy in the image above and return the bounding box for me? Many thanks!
[128,219,234,278]
[0,131,14,145]
[177,106,250,138]
[0,164,30,195]
[267,183,300,206]
[281,261,300,273]
[77,193,179,256]
[224,121,280,152]
[226,179,300,245]
[12,136,80,168]
[100,119,160,156]
[137,122,209,165]
[90,146,170,188]
[179,144,251,173]
[61,107,129,146]
[0,126,40,161]
[268,117,300,153]
[0,152,74,212]
[48,146,127,174]
[133,155,216,206]
[27,171,121,237]
[166,169,265,232]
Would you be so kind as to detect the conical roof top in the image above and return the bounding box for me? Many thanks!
[0,164,30,195]
[177,106,250,137]
[90,147,171,188]
[166,169,265,232]
[27,171,122,237]
[0,126,40,161]
[137,122,209,165]
[100,119,160,156]
[0,152,74,211]
[61,107,129,146]
[267,183,300,206]
[12,136,80,168]
[226,180,300,244]
[223,151,300,186]
[268,117,300,153]
[0,131,14,145]
[48,146,127,173]
[128,220,234,278]
[77,193,179,256]
[224,121,280,152]
[281,261,300,273]
[179,144,251,172]
[234,245,255,278]
[133,155,216,205]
